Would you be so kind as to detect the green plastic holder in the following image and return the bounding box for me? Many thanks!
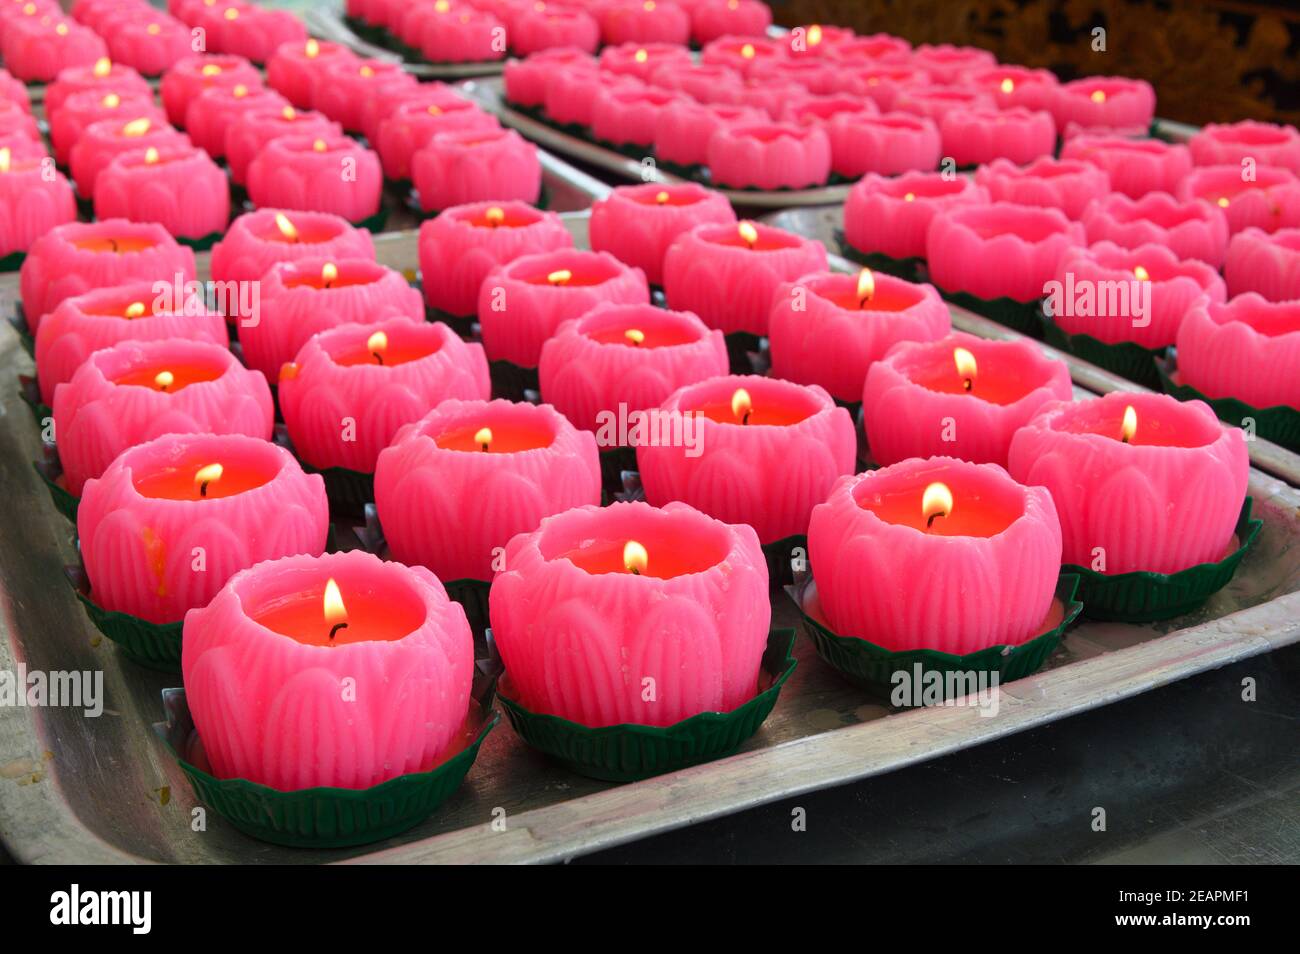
[1041,313,1166,389]
[154,683,500,848]
[762,534,807,590]
[66,564,183,671]
[496,627,798,782]
[797,573,1082,705]
[177,231,224,252]
[301,462,375,519]
[0,248,24,272]
[1156,357,1300,453]
[443,577,491,635]
[33,455,78,523]
[355,207,390,234]
[832,229,927,282]
[1063,496,1262,623]
[937,287,1044,339]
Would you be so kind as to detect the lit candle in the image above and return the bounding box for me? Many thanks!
[375,94,499,182]
[68,114,191,198]
[844,171,990,261]
[588,182,737,286]
[690,0,773,46]
[638,375,856,544]
[489,500,771,726]
[598,0,691,46]
[246,133,383,225]
[862,332,1073,466]
[769,268,951,403]
[53,338,273,498]
[34,278,227,405]
[1052,76,1156,133]
[1081,192,1230,268]
[2,14,106,83]
[1223,226,1300,302]
[266,38,357,109]
[159,53,262,127]
[538,302,729,436]
[974,156,1111,220]
[1008,391,1249,574]
[375,398,602,583]
[411,127,541,214]
[1177,164,1300,235]
[279,319,490,474]
[211,5,306,65]
[909,43,997,84]
[1060,133,1193,199]
[1189,120,1300,176]
[47,87,163,166]
[663,220,828,336]
[183,81,286,158]
[964,65,1060,113]
[651,99,766,169]
[0,144,76,262]
[789,23,861,58]
[808,457,1063,653]
[840,64,932,112]
[939,106,1056,167]
[1175,294,1299,410]
[478,249,650,368]
[94,143,231,241]
[78,433,328,624]
[509,6,601,57]
[45,57,151,122]
[224,104,342,186]
[360,77,466,144]
[591,85,685,148]
[420,6,506,63]
[503,47,600,107]
[312,57,415,133]
[417,199,573,318]
[182,550,474,791]
[100,11,191,77]
[600,39,692,81]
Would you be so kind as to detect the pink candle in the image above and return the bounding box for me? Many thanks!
[706,121,832,190]
[246,133,383,225]
[53,338,274,498]
[421,8,505,63]
[312,58,414,133]
[974,156,1111,220]
[653,100,765,168]
[1050,241,1226,348]
[183,550,473,791]
[48,88,164,166]
[418,200,573,318]
[35,279,228,405]
[911,43,996,84]
[1081,192,1230,268]
[224,104,342,186]
[699,35,784,76]
[598,0,691,46]
[600,40,692,81]
[735,79,812,121]
[539,302,729,437]
[101,12,191,76]
[690,1,772,45]
[510,7,600,56]
[266,39,356,109]
[821,111,940,178]
[184,82,287,158]
[160,54,262,127]
[545,65,639,127]
[0,66,32,114]
[940,106,1055,167]
[648,61,743,103]
[663,220,827,335]
[844,171,990,260]
[69,115,191,198]
[240,258,425,381]
[768,268,951,403]
[0,146,76,261]
[1052,76,1156,133]
[1175,295,1299,410]
[376,95,499,181]
[79,433,328,624]
[963,64,1059,112]
[479,249,649,368]
[638,374,855,544]
[0,97,39,141]
[750,57,837,95]
[411,128,541,214]
[1008,391,1248,574]
[782,92,877,128]
[1,15,106,83]
[209,209,375,302]
[893,85,995,125]
[840,63,931,111]
[375,398,602,582]
[504,47,598,106]
[1189,120,1300,176]
[788,23,860,58]
[1059,134,1192,199]
[863,332,1073,467]
[94,144,231,241]
[1176,164,1300,234]
[20,220,196,334]
[592,85,684,148]
[927,202,1085,302]
[589,183,736,286]
[212,5,306,64]
[808,457,1062,653]
[279,319,491,474]
[489,500,771,726]
[358,76,448,145]
[1223,227,1300,302]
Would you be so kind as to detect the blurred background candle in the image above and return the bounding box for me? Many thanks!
[599,0,691,46]
[592,85,684,148]
[421,6,505,63]
[939,106,1055,167]
[1060,134,1192,199]
[750,57,836,94]
[182,550,473,791]
[649,60,743,103]
[1175,295,1299,410]
[361,79,468,145]
[184,81,287,158]
[94,143,230,241]
[246,133,383,224]
[840,63,931,111]
[0,66,33,116]
[2,14,106,83]
[45,57,151,120]
[101,10,190,77]
[69,115,191,199]
[0,145,76,261]
[160,54,262,127]
[20,219,196,334]
[479,249,649,368]
[863,332,1073,466]
[376,94,499,182]
[489,500,771,727]
[313,57,415,133]
[1081,192,1230,268]
[843,171,989,261]
[411,127,541,213]
[589,183,736,286]
[974,156,1110,220]
[692,1,774,44]
[0,97,39,142]
[279,318,490,474]
[1052,76,1156,132]
[808,457,1062,653]
[1177,165,1300,235]
[964,64,1059,113]
[504,47,599,106]
[707,121,832,190]
[821,111,940,178]
[510,7,600,56]
[224,104,342,186]
[418,199,573,318]
[893,85,994,125]
[1223,227,1300,301]
[266,38,356,108]
[78,433,328,624]
[209,209,375,299]
[638,374,856,544]
[663,220,827,336]
[240,257,424,380]
[1008,391,1248,574]
[49,87,164,165]
[601,40,692,81]
[652,100,765,169]
[1189,120,1300,175]
[213,5,306,65]
[910,43,996,84]
[375,398,602,583]
[769,268,951,403]
[53,338,273,498]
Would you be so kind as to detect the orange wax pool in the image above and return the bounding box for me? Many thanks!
[435,420,554,452]
[558,537,717,579]
[586,324,701,348]
[820,285,921,313]
[332,337,441,368]
[693,398,813,426]
[132,459,276,500]
[857,479,1022,537]
[250,583,425,647]
[524,267,609,287]
[113,362,225,391]
[71,235,158,253]
[631,189,701,208]
[285,270,380,291]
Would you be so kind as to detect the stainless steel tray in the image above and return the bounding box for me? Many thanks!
[3,207,1297,865]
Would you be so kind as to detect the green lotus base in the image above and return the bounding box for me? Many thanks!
[301,463,375,519]
[497,628,797,782]
[598,446,638,498]
[444,577,491,635]
[489,359,539,402]
[18,374,50,427]
[798,574,1082,705]
[0,248,24,272]
[1063,497,1262,622]
[10,304,34,359]
[1041,314,1166,389]
[1157,359,1300,453]
[155,686,499,848]
[176,231,224,252]
[66,565,182,671]
[938,287,1044,339]
[762,534,807,590]
[832,230,927,283]
[34,456,78,523]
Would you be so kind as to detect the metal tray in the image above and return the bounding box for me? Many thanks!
[2,205,1297,864]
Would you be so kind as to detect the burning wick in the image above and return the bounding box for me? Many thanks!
[954,346,977,393]
[144,146,159,165]
[94,57,111,78]
[122,117,151,137]
[625,328,645,346]
[275,212,298,242]
[154,370,174,391]
[305,38,319,57]
[321,261,337,288]
[740,42,756,59]
[738,220,758,249]
[634,48,648,63]
[1090,89,1106,103]
[1121,404,1137,444]
[475,427,492,452]
[1216,196,1230,208]
[312,138,327,152]
[655,190,670,204]
[856,267,874,307]
[807,24,823,45]
[324,578,348,641]
[194,462,222,497]
[102,93,120,108]
[623,540,648,576]
[125,301,146,318]
[731,387,752,425]
[367,329,388,365]
[1134,265,1150,282]
[1000,77,1014,94]
[281,106,296,120]
[484,206,505,227]
[547,269,572,286]
[201,64,221,77]
[922,481,952,530]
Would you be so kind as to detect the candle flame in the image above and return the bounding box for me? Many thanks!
[954,346,977,391]
[474,426,492,451]
[144,146,159,164]
[201,64,221,77]
[856,267,874,305]
[434,0,449,10]
[1090,89,1106,103]
[1134,264,1149,281]
[731,387,752,424]
[147,22,160,35]
[94,57,111,77]
[122,117,151,137]
[223,6,238,18]
[359,65,374,77]
[1121,404,1137,443]
[305,38,319,57]
[634,48,648,63]
[125,301,146,318]
[903,191,916,201]
[312,138,327,152]
[655,190,670,204]
[644,0,655,10]
[367,329,388,358]
[808,24,823,45]
[102,92,120,107]
[1216,196,1230,208]
[323,578,347,627]
[20,2,32,14]
[55,22,67,35]
[740,43,756,59]
[194,461,222,489]
[275,212,298,241]
[625,328,645,345]
[623,540,648,575]
[547,269,572,285]
[154,370,174,390]
[738,220,758,247]
[485,205,504,226]
[232,84,248,98]
[0,148,8,173]
[322,261,338,285]
[426,103,443,115]
[922,482,953,529]
[281,105,296,120]
[1000,77,1015,94]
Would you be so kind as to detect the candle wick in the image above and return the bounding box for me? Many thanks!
[199,480,209,496]
[926,510,946,529]
[480,441,489,452]
[963,378,972,392]
[372,351,384,365]
[108,238,118,252]
[741,411,751,425]
[1121,433,1130,444]
[329,622,348,641]
[630,567,640,576]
